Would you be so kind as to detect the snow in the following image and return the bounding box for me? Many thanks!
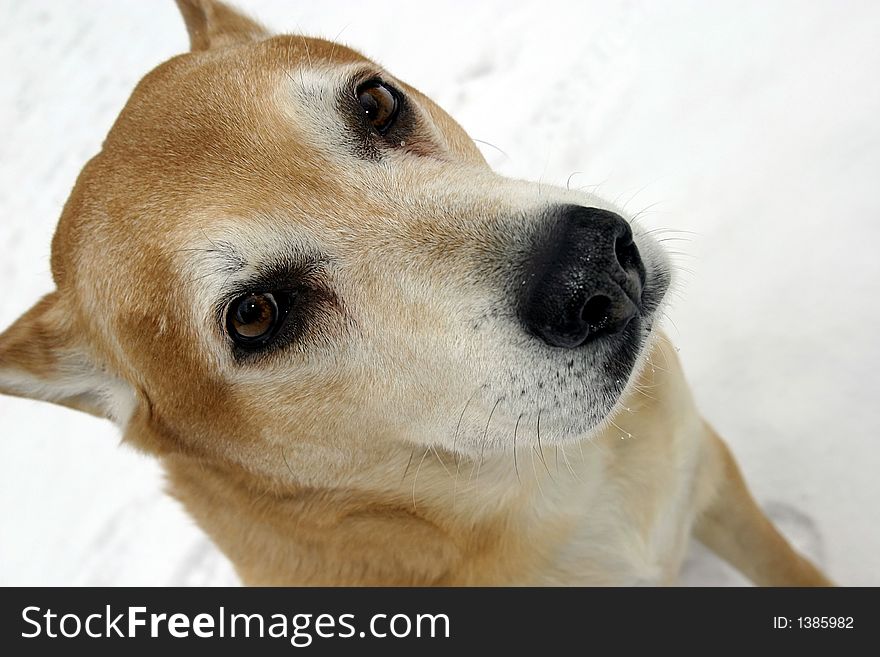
[1,0,878,586]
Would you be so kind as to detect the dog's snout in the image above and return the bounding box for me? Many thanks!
[519,206,646,349]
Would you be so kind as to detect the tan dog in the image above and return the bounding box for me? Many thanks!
[0,0,830,586]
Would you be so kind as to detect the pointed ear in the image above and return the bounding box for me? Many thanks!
[175,0,270,52]
[0,293,133,422]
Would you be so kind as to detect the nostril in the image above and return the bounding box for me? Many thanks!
[614,234,637,271]
[581,295,611,328]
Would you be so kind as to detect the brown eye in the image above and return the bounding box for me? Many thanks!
[227,292,281,346]
[356,81,399,134]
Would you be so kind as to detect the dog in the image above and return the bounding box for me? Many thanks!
[0,0,831,586]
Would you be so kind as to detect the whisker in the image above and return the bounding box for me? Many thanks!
[656,331,682,360]
[631,386,658,401]
[300,34,314,69]
[411,447,431,511]
[620,182,656,214]
[608,417,633,440]
[468,397,504,482]
[653,339,672,371]
[452,386,483,457]
[470,397,501,483]
[400,447,416,483]
[645,353,669,373]
[660,310,682,339]
[473,138,510,161]
[474,447,486,484]
[280,445,296,478]
[327,24,350,62]
[629,201,664,225]
[560,444,581,482]
[481,397,503,445]
[450,388,479,499]
[534,410,554,478]
[250,486,272,510]
[431,444,453,479]
[575,179,609,194]
[566,171,584,190]
[529,443,547,503]
[512,413,523,484]
[643,227,701,236]
[451,386,483,502]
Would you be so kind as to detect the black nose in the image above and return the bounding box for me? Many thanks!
[519,206,645,349]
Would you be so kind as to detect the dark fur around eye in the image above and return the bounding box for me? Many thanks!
[215,260,334,361]
[342,74,415,158]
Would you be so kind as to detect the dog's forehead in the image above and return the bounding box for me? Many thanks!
[54,37,370,278]
[75,33,480,238]
[103,35,372,187]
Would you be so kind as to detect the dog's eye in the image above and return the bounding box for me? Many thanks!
[226,292,288,348]
[356,81,399,134]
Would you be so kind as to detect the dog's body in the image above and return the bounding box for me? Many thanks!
[0,0,830,586]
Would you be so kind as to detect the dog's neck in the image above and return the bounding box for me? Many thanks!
[161,435,593,585]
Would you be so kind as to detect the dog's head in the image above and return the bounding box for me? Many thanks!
[0,1,671,484]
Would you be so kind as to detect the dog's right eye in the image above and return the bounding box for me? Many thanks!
[356,80,400,135]
[226,292,289,349]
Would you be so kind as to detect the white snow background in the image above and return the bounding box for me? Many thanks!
[1,0,878,586]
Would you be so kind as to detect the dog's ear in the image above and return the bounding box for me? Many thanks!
[175,0,269,52]
[0,293,130,421]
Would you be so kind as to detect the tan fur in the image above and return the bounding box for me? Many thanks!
[0,0,830,586]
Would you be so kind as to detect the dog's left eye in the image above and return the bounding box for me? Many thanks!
[356,81,400,134]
